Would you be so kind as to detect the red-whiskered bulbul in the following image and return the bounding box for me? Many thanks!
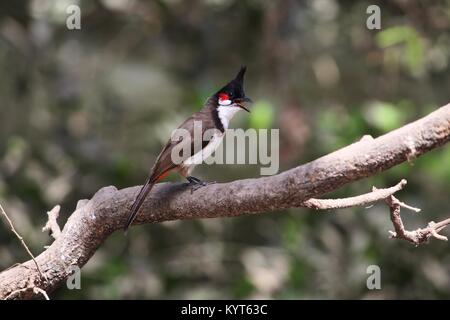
[124,66,252,231]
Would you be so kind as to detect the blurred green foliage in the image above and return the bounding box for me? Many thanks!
[249,100,275,129]
[0,0,449,299]
[376,26,425,73]
[367,101,406,132]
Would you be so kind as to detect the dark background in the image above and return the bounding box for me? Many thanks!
[0,0,449,299]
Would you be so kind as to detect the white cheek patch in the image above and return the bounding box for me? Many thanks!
[219,99,232,106]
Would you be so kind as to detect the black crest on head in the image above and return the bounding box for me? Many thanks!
[216,66,247,100]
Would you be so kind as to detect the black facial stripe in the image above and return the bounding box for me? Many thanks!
[212,106,225,133]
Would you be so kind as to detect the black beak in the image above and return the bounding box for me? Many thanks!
[234,97,252,112]
[238,104,250,112]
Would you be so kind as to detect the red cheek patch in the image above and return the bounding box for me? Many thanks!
[219,93,229,101]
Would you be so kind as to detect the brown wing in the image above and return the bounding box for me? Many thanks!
[149,105,218,180]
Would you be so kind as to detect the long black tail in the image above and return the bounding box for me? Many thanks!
[124,177,156,232]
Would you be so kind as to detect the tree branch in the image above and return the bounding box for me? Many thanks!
[1,103,449,299]
[385,195,450,245]
[0,203,46,281]
[302,179,409,210]
[42,205,62,241]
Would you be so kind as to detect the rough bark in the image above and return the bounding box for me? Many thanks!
[1,103,449,299]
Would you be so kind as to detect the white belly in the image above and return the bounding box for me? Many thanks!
[182,132,224,170]
[181,106,241,176]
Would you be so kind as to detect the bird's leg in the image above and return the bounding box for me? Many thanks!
[187,176,206,185]
[186,176,215,192]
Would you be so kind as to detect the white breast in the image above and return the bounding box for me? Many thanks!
[181,106,241,175]
[218,105,241,129]
[183,131,224,167]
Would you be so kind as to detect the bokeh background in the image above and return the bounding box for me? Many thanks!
[1,0,449,299]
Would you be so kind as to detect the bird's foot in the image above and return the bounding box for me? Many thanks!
[186,176,216,193]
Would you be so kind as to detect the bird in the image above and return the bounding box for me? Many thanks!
[124,66,252,231]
